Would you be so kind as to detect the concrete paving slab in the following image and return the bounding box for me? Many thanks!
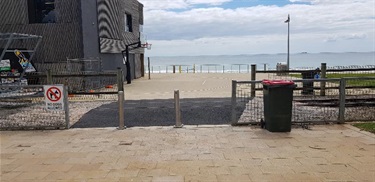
[1,124,374,181]
[1,73,374,181]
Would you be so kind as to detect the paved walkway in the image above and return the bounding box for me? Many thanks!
[1,73,375,181]
[1,125,374,181]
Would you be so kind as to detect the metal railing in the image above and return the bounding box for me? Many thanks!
[146,64,253,73]
[231,77,375,125]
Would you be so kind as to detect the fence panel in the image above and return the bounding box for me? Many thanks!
[233,81,263,124]
[0,85,68,130]
[343,77,375,121]
[292,79,340,123]
[233,77,375,125]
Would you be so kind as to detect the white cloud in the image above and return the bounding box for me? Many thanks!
[289,0,370,5]
[140,0,188,10]
[325,33,368,42]
[186,0,232,6]
[140,0,232,10]
[139,0,375,56]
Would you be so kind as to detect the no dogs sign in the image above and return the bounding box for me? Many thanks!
[44,85,64,110]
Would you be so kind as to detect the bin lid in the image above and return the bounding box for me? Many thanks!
[262,79,294,85]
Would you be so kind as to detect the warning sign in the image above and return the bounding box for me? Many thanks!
[44,85,64,110]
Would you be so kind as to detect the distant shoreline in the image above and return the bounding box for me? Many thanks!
[147,52,374,71]
[149,51,375,58]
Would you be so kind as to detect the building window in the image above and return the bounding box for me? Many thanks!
[28,0,56,24]
[125,13,132,32]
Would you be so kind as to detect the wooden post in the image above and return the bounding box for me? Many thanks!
[320,63,326,96]
[338,78,346,123]
[231,80,237,125]
[64,85,70,129]
[251,64,256,97]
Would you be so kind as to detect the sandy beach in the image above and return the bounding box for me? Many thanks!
[124,73,270,100]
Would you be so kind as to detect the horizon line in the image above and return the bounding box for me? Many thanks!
[147,51,375,58]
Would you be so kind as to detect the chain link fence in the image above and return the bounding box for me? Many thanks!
[232,77,375,125]
[0,85,69,130]
[0,68,124,130]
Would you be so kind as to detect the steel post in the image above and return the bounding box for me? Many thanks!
[0,33,14,62]
[174,90,183,128]
[118,91,125,130]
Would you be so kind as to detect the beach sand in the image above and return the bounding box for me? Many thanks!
[124,73,270,100]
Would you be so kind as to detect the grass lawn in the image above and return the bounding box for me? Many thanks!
[289,73,375,87]
[352,122,375,134]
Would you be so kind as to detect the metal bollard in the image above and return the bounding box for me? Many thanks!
[174,90,183,128]
[118,91,125,130]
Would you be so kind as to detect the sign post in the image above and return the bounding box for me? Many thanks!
[44,85,65,111]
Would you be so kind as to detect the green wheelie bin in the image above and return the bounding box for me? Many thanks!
[262,80,296,132]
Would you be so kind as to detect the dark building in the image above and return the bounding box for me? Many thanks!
[0,0,146,81]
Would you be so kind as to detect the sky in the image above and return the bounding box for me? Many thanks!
[138,0,375,57]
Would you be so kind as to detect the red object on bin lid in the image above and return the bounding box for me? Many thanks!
[262,79,294,85]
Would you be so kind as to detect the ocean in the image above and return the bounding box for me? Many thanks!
[147,52,375,73]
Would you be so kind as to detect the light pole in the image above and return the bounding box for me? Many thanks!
[285,14,290,70]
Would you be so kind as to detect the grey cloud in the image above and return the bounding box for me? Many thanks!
[325,33,368,42]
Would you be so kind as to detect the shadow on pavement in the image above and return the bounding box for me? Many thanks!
[72,97,236,128]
